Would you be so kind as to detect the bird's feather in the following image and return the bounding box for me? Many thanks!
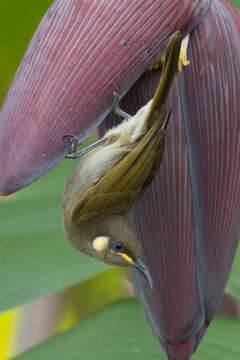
[72,111,170,223]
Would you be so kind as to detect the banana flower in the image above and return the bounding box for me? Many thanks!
[0,1,240,359]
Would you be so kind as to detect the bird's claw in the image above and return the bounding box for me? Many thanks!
[63,134,81,158]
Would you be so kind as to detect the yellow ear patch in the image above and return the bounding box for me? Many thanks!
[93,236,109,252]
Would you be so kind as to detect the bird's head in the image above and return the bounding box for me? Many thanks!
[64,213,152,288]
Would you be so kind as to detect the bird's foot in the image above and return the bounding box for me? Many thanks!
[63,134,79,158]
[112,92,132,119]
[63,134,107,159]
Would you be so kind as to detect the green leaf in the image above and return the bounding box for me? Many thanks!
[226,245,240,300]
[15,299,162,360]
[193,316,240,360]
[14,299,240,360]
[0,159,107,311]
[0,0,52,101]
[231,1,240,7]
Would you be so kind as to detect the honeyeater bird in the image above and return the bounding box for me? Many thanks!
[62,31,185,288]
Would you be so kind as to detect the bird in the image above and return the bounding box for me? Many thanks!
[62,31,183,289]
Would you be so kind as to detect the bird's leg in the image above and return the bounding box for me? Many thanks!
[112,92,132,119]
[63,91,131,159]
[63,134,107,159]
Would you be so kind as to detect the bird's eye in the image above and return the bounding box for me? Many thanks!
[113,241,124,253]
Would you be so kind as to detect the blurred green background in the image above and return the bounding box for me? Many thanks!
[0,1,240,359]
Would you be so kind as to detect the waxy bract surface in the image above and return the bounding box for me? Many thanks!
[0,0,210,194]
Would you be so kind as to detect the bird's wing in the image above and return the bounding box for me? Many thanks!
[72,111,170,224]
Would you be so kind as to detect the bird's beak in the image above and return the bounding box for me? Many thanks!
[132,258,153,290]
[120,254,153,289]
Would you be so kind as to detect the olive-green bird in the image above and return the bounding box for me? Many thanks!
[62,32,184,288]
